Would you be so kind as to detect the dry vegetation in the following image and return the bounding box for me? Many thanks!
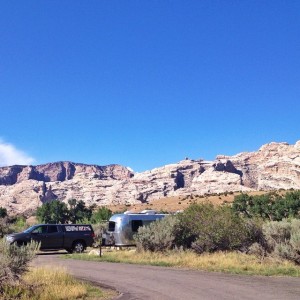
[107,191,268,213]
[1,266,117,300]
[69,249,300,277]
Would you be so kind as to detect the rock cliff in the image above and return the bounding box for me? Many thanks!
[1,141,300,214]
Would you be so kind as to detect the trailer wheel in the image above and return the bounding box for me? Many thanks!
[72,241,85,253]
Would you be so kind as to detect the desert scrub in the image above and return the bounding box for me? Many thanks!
[134,215,178,252]
[262,219,300,264]
[68,249,300,277]
[0,239,39,288]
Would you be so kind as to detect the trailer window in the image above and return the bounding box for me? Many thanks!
[108,221,116,232]
[132,220,143,232]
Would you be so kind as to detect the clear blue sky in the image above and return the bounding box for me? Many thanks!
[0,1,299,172]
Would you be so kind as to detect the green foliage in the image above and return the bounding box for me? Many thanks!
[36,200,68,224]
[90,207,112,224]
[11,216,27,233]
[232,191,300,221]
[0,207,7,218]
[134,216,178,252]
[0,239,39,291]
[36,199,110,224]
[174,203,261,253]
[68,199,93,223]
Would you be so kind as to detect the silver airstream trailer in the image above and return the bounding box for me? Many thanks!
[103,210,168,247]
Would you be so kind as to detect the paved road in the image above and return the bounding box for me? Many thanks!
[34,253,300,300]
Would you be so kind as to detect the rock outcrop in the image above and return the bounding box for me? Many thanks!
[1,141,300,214]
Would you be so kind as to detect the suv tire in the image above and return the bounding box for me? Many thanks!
[72,241,85,253]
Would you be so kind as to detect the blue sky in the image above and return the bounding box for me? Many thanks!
[0,1,299,172]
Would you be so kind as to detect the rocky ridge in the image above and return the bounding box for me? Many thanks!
[1,141,300,214]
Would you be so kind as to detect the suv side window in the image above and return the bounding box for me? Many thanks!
[47,225,58,233]
[32,225,47,234]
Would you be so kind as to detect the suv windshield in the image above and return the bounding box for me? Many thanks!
[23,225,38,233]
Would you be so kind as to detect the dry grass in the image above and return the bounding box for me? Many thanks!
[24,267,87,300]
[70,249,300,277]
[0,267,116,300]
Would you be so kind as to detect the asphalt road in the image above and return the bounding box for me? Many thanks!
[34,253,300,300]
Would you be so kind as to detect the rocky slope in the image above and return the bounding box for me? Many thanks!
[1,141,300,214]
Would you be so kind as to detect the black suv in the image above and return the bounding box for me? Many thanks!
[6,224,95,253]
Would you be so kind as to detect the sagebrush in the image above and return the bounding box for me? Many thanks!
[0,239,39,290]
[134,216,178,252]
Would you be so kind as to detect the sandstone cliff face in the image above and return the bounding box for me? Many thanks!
[0,141,300,215]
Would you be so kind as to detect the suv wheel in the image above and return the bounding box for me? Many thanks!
[72,241,85,253]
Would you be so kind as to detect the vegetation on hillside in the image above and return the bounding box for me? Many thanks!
[232,191,300,220]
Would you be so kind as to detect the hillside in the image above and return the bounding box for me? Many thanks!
[0,140,300,215]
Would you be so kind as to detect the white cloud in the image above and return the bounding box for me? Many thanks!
[0,140,35,167]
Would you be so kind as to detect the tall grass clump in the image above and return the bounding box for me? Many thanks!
[134,216,178,252]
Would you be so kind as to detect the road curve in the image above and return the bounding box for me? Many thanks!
[34,253,300,300]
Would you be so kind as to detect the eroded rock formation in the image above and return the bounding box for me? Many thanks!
[1,141,300,214]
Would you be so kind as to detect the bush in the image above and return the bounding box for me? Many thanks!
[262,219,300,264]
[0,239,39,291]
[91,222,107,245]
[134,216,178,252]
[174,203,261,253]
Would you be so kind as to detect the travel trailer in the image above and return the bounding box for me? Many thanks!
[102,210,168,247]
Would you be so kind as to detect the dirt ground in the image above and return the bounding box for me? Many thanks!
[106,191,268,213]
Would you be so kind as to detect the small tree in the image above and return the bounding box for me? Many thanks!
[68,199,93,223]
[36,200,68,224]
[90,207,112,224]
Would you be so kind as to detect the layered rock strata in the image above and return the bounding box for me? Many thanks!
[1,141,300,214]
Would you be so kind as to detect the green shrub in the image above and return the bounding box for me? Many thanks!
[0,239,39,291]
[262,219,291,249]
[134,216,178,252]
[174,203,261,253]
[262,219,300,264]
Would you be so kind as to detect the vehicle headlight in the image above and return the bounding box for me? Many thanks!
[6,236,14,243]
